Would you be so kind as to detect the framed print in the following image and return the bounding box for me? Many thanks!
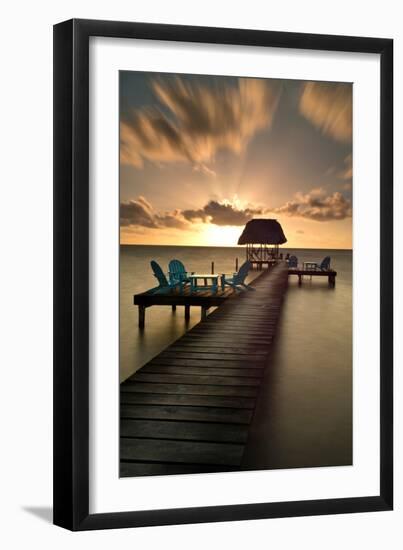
[53,19,393,530]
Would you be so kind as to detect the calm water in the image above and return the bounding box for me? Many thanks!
[242,248,352,469]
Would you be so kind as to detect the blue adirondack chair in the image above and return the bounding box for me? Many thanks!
[312,256,331,271]
[288,255,298,268]
[150,260,182,293]
[168,259,191,286]
[306,256,331,271]
[221,260,255,291]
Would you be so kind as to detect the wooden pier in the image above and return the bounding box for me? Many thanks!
[120,263,289,477]
[249,259,278,270]
[134,283,238,328]
[288,268,337,286]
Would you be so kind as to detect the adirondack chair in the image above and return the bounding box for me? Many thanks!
[221,260,255,291]
[306,256,331,271]
[304,256,330,271]
[150,260,182,293]
[318,256,331,271]
[288,255,298,268]
[168,259,191,285]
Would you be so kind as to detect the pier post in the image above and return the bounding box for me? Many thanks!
[298,274,302,286]
[201,306,208,321]
[138,305,146,329]
[184,305,190,320]
[328,274,336,287]
[171,305,176,312]
[235,257,239,272]
[211,261,214,274]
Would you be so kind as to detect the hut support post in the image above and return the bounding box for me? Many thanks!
[201,306,209,321]
[171,305,176,312]
[184,305,190,320]
[138,305,146,328]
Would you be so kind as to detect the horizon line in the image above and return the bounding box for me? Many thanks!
[120,243,352,251]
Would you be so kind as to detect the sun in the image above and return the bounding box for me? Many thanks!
[202,224,242,247]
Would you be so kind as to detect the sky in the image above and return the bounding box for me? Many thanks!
[120,71,352,249]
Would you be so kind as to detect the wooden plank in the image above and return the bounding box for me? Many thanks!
[147,357,264,368]
[202,321,277,330]
[154,351,264,361]
[120,382,258,397]
[199,315,277,322]
[210,322,278,326]
[134,290,238,304]
[120,404,253,424]
[129,373,261,386]
[120,419,248,443]
[119,392,256,409]
[200,323,277,332]
[203,314,278,321]
[183,334,272,345]
[168,344,267,353]
[134,295,227,306]
[120,438,244,466]
[193,319,279,327]
[142,365,264,377]
[190,331,274,340]
[178,340,271,350]
[189,324,274,333]
[191,326,274,335]
[174,336,269,345]
[169,343,267,354]
[159,352,266,361]
[184,331,273,341]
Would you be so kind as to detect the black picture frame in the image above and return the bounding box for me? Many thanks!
[53,18,393,531]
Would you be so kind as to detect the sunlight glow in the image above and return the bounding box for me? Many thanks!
[202,224,242,247]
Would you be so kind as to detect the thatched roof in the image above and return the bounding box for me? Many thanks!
[238,219,287,245]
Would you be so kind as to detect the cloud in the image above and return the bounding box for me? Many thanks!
[337,154,352,180]
[299,82,352,142]
[120,196,187,229]
[183,200,263,226]
[120,77,280,170]
[121,188,352,231]
[120,197,265,229]
[324,155,352,191]
[193,164,217,178]
[272,187,352,222]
